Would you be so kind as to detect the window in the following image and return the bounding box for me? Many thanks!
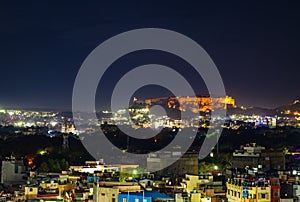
[253,194,256,199]
[228,189,230,194]
[135,199,139,202]
[238,192,240,198]
[261,194,266,199]
[29,188,33,192]
[15,165,18,173]
[112,199,116,202]
[122,198,127,202]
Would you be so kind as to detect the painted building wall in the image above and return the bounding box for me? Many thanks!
[118,193,151,202]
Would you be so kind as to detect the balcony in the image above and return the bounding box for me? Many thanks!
[37,188,59,198]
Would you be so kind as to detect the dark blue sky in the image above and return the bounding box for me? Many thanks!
[0,1,299,109]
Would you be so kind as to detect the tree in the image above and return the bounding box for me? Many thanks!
[39,162,49,172]
[199,161,212,174]
[60,158,69,171]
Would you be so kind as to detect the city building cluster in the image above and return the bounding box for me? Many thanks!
[0,97,299,137]
[0,97,299,201]
[0,142,299,201]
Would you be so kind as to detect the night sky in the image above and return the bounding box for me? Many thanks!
[0,1,299,110]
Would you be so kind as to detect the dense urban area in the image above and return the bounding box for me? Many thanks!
[0,96,299,202]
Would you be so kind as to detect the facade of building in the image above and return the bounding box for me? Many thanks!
[93,186,119,202]
[1,159,26,185]
[280,183,294,202]
[232,143,266,170]
[133,95,236,113]
[118,191,173,202]
[70,160,139,174]
[270,178,280,202]
[93,182,141,202]
[226,178,271,202]
[93,182,173,202]
[118,193,152,202]
[232,143,285,171]
[147,152,199,177]
[175,174,225,202]
[24,179,76,201]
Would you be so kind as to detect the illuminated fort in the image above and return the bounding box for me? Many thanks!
[133,95,236,113]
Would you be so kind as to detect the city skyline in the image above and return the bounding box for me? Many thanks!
[0,2,300,202]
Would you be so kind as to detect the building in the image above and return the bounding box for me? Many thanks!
[93,181,174,202]
[232,143,266,169]
[232,143,285,171]
[1,158,26,185]
[133,95,236,113]
[94,182,141,202]
[147,152,199,177]
[93,186,119,202]
[70,160,139,174]
[175,174,225,202]
[270,178,280,202]
[274,170,300,202]
[226,177,271,202]
[24,177,76,201]
[293,184,300,202]
[280,183,294,202]
[118,191,174,202]
[24,184,39,200]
